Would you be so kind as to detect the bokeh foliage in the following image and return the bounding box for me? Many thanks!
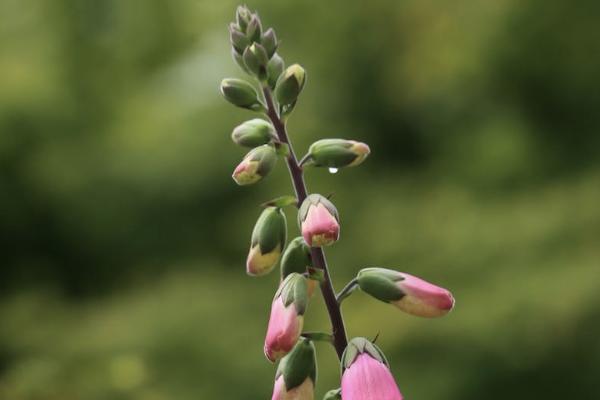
[1,0,599,399]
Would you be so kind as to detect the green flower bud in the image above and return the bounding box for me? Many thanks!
[229,23,250,54]
[323,389,342,400]
[280,237,318,297]
[243,43,269,81]
[356,268,405,303]
[274,337,317,394]
[246,15,262,43]
[231,49,249,73]
[246,207,287,276]
[275,64,306,107]
[267,53,285,90]
[232,144,277,186]
[307,139,371,168]
[341,337,389,371]
[220,78,263,111]
[261,28,278,58]
[235,5,252,32]
[231,118,275,147]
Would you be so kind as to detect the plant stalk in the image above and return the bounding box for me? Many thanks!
[262,86,349,359]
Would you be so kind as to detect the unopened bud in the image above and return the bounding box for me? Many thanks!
[246,15,262,43]
[231,119,275,147]
[307,139,370,168]
[298,194,340,247]
[235,5,252,32]
[267,54,285,90]
[280,237,317,296]
[232,144,277,186]
[243,43,269,81]
[271,338,316,399]
[275,64,306,107]
[229,23,250,54]
[356,268,455,318]
[341,338,403,400]
[220,78,263,111]
[265,273,309,362]
[323,389,342,400]
[261,28,278,58]
[246,207,286,276]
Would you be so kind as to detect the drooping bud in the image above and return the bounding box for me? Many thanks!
[262,28,278,58]
[246,207,287,276]
[271,337,316,400]
[267,54,285,90]
[275,64,306,107]
[243,43,269,81]
[341,338,403,400]
[235,5,252,32]
[356,268,455,318]
[232,144,278,186]
[322,389,341,400]
[246,14,263,43]
[220,78,263,111]
[229,23,250,54]
[231,119,275,147]
[265,273,309,362]
[298,194,340,247]
[280,237,318,296]
[306,139,370,169]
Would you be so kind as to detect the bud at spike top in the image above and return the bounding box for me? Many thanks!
[246,14,263,43]
[229,23,250,54]
[246,206,287,276]
[232,144,277,186]
[341,337,403,400]
[231,118,275,147]
[271,337,316,400]
[356,268,455,318]
[280,237,317,297]
[307,139,371,169]
[275,64,306,107]
[298,194,340,247]
[323,389,341,400]
[235,5,252,32]
[267,54,285,90]
[220,78,263,111]
[262,28,278,58]
[264,273,309,362]
[243,43,269,81]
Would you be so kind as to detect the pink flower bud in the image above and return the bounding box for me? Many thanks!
[272,375,314,400]
[298,194,340,247]
[393,272,455,318]
[342,353,403,400]
[271,338,316,399]
[232,144,277,186]
[264,274,308,362]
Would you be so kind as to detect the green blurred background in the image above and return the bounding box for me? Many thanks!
[1,0,599,399]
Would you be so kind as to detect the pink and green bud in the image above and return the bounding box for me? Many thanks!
[306,139,370,169]
[231,119,275,148]
[341,337,403,400]
[220,78,263,111]
[271,337,316,400]
[322,389,341,400]
[356,268,455,318]
[280,237,317,296]
[246,207,287,276]
[264,273,309,362]
[243,43,269,81]
[298,194,340,247]
[232,144,277,186]
[275,64,306,107]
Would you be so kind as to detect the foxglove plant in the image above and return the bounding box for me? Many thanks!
[220,6,455,399]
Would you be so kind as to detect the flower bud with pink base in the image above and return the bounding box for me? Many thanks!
[271,337,316,400]
[298,194,340,247]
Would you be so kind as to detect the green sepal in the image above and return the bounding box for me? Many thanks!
[231,118,275,147]
[251,206,286,255]
[246,144,277,177]
[220,78,263,111]
[262,195,298,209]
[323,389,341,400]
[278,273,308,315]
[280,237,312,279]
[298,194,340,227]
[308,139,359,168]
[356,268,405,303]
[341,337,389,372]
[274,142,290,157]
[276,337,317,390]
[246,15,262,43]
[243,43,269,81]
[267,54,285,90]
[229,23,250,54]
[261,28,278,58]
[235,5,252,32]
[231,49,250,74]
[275,64,306,107]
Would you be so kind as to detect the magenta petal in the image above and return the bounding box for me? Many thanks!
[341,354,403,400]
[264,297,301,362]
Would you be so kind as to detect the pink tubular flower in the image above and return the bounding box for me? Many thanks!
[272,376,313,400]
[264,273,308,362]
[298,194,340,247]
[356,268,455,318]
[341,338,403,400]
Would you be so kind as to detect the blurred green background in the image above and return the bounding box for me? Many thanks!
[1,0,599,399]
